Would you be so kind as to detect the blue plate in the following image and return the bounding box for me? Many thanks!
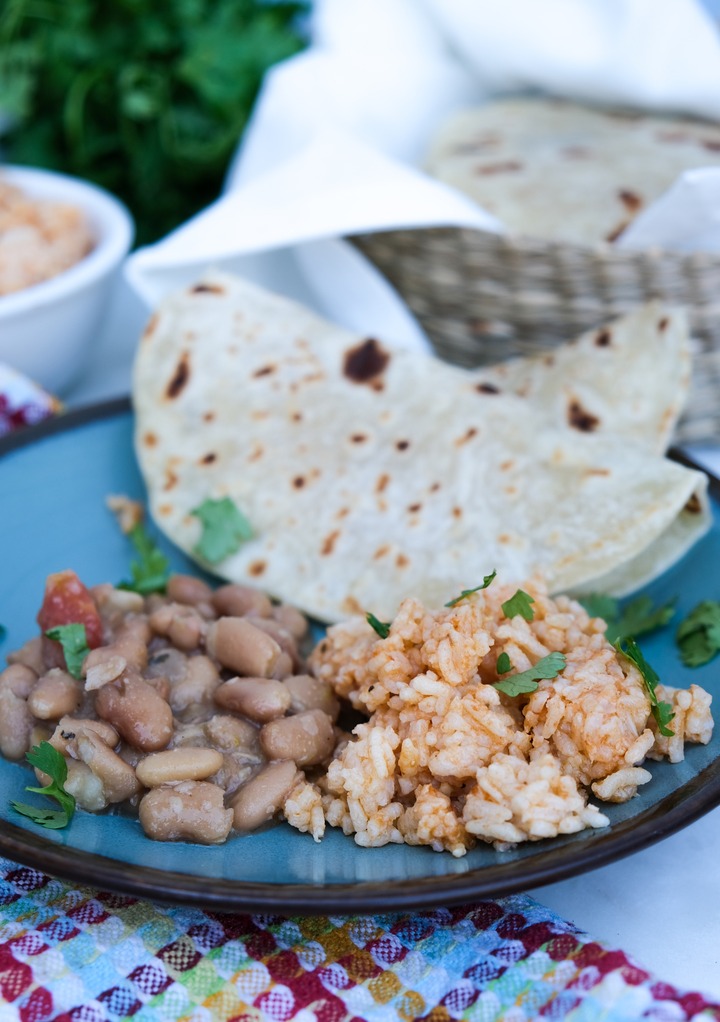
[1,399,719,914]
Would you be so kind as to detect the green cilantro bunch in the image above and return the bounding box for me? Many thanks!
[0,0,308,245]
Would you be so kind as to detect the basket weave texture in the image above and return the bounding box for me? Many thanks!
[352,227,720,443]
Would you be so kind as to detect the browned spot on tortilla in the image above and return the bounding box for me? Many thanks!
[143,432,157,447]
[505,485,518,495]
[685,493,702,513]
[430,482,441,492]
[595,329,612,347]
[657,130,688,143]
[543,354,555,367]
[452,507,462,518]
[203,411,215,423]
[200,452,217,465]
[248,561,266,577]
[253,365,276,378]
[702,139,720,152]
[498,534,512,544]
[562,146,591,158]
[396,439,410,451]
[351,434,367,443]
[456,427,478,446]
[374,545,390,559]
[375,473,390,494]
[619,189,642,212]
[371,380,385,392]
[341,595,364,615]
[585,467,610,477]
[336,507,350,519]
[658,317,669,331]
[343,338,390,384]
[248,444,264,463]
[476,160,522,175]
[251,410,269,421]
[158,504,172,516]
[500,460,514,471]
[142,313,158,339]
[321,530,340,556]
[568,400,600,432]
[291,412,303,422]
[396,553,409,568]
[191,283,224,294]
[165,352,190,399]
[476,382,500,395]
[164,470,178,491]
[605,221,629,243]
[408,503,422,513]
[293,476,305,489]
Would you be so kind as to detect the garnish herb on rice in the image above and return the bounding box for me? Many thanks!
[496,651,512,674]
[676,601,720,667]
[493,651,566,697]
[580,593,676,644]
[118,522,170,595]
[366,613,392,639]
[191,497,253,564]
[44,624,89,681]
[615,637,675,736]
[10,742,76,830]
[445,571,497,607]
[501,589,535,622]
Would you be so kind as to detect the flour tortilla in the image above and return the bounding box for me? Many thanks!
[132,273,709,622]
[472,302,691,455]
[425,98,720,246]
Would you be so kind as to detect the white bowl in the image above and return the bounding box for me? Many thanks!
[0,165,134,395]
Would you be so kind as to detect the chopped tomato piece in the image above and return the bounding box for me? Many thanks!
[37,570,103,670]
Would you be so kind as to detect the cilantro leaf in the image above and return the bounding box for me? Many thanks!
[119,522,170,595]
[445,571,497,607]
[191,497,253,564]
[496,651,512,674]
[580,593,676,644]
[615,637,675,737]
[501,589,535,622]
[10,741,76,829]
[676,601,720,667]
[366,613,391,639]
[44,624,89,680]
[494,652,566,697]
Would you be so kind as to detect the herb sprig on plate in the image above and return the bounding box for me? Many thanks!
[10,742,76,829]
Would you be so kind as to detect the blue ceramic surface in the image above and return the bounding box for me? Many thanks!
[0,401,719,913]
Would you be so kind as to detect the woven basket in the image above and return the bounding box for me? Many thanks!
[351,227,720,444]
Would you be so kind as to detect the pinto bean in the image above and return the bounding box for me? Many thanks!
[260,709,335,766]
[6,637,45,675]
[204,715,262,757]
[230,761,299,832]
[167,574,214,607]
[169,655,220,717]
[284,674,340,721]
[0,686,34,760]
[272,604,309,641]
[214,677,291,723]
[139,781,233,843]
[28,669,82,719]
[206,617,281,677]
[62,759,107,812]
[94,673,173,752]
[211,584,273,619]
[136,747,224,787]
[146,647,188,684]
[50,716,119,754]
[72,729,141,804]
[0,663,37,698]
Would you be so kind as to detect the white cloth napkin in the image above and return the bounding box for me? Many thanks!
[126,0,720,346]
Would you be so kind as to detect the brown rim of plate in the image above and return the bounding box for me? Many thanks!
[0,398,718,915]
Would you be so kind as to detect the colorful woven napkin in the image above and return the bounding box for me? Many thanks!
[0,857,718,1022]
[0,363,59,437]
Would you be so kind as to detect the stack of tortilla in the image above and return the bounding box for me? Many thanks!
[424,97,720,245]
[132,273,709,622]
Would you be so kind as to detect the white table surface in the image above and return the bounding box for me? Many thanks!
[62,269,720,999]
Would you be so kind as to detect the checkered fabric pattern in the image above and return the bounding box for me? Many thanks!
[0,858,718,1021]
